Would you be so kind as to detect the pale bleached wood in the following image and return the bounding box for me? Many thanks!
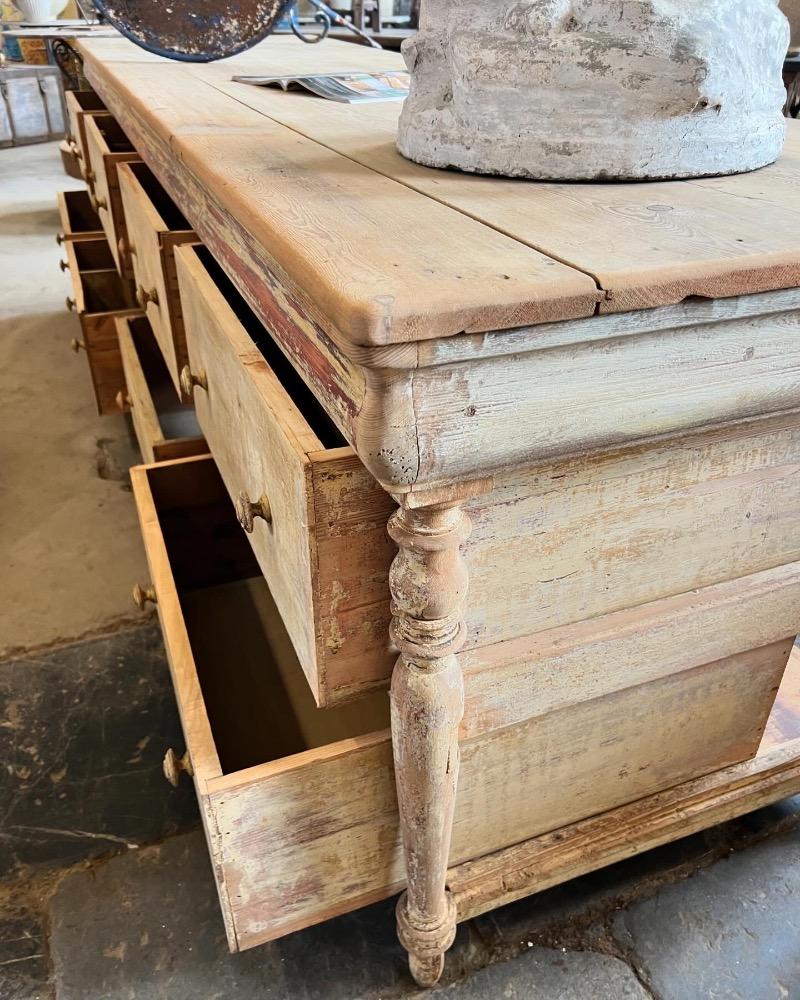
[388,497,472,986]
[406,294,800,484]
[463,411,800,649]
[460,560,800,740]
[452,646,800,920]
[76,48,601,347]
[208,640,792,952]
[83,113,140,276]
[200,74,800,319]
[65,248,138,415]
[56,189,103,243]
[77,33,403,73]
[249,408,800,703]
[117,315,162,464]
[175,243,323,698]
[132,455,799,955]
[64,89,105,179]
[449,733,800,923]
[129,459,223,787]
[117,162,197,395]
[176,242,393,706]
[76,40,800,490]
[138,259,800,700]
[309,448,396,700]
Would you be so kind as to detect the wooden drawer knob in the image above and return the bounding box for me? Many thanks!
[59,259,69,272]
[118,236,135,261]
[236,491,272,532]
[179,365,207,396]
[163,748,194,787]
[136,284,159,308]
[115,390,130,410]
[85,170,95,183]
[56,232,65,246]
[70,337,85,353]
[92,193,107,211]
[65,296,77,313]
[132,582,157,610]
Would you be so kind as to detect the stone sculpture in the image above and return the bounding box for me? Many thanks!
[397,0,790,180]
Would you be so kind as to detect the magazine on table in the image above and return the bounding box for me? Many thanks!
[231,70,410,103]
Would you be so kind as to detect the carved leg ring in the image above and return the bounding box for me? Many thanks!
[388,499,471,987]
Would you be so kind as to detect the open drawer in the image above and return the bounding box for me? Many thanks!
[83,113,140,276]
[64,237,139,415]
[64,89,106,178]
[116,314,206,463]
[174,244,397,708]
[117,162,197,397]
[132,453,797,953]
[56,189,103,245]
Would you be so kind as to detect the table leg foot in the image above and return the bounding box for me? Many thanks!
[387,498,471,988]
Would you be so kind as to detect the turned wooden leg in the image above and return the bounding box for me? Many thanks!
[388,498,471,987]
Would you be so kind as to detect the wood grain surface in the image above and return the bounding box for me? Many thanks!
[77,35,800,343]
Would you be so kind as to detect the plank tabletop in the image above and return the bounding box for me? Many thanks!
[78,34,800,346]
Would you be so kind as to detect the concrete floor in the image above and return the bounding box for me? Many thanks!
[0,142,147,657]
[2,141,800,1000]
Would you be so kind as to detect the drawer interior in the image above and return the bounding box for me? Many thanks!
[127,316,200,440]
[61,189,102,234]
[70,90,105,114]
[146,458,390,774]
[81,270,132,314]
[71,237,115,271]
[94,114,136,153]
[126,161,190,231]
[191,246,345,450]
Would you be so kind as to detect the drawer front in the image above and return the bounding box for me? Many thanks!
[175,243,800,711]
[175,244,333,702]
[64,239,139,415]
[57,190,103,243]
[117,162,196,395]
[64,90,105,177]
[131,453,798,951]
[117,315,206,463]
[84,114,139,275]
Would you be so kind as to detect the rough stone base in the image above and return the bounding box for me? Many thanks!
[397,0,790,181]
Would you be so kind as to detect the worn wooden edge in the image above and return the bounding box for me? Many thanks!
[117,160,168,233]
[129,457,223,785]
[157,234,198,399]
[116,315,164,463]
[173,242,326,458]
[77,58,370,448]
[205,728,391,796]
[205,561,800,793]
[407,286,800,372]
[56,189,104,242]
[448,733,800,923]
[78,49,600,347]
[599,254,800,317]
[64,239,87,315]
[152,435,208,462]
[221,878,407,954]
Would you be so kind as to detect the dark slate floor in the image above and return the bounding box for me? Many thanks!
[1,619,800,998]
[39,789,800,1000]
[0,625,198,878]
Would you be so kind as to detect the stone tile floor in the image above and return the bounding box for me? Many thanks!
[2,792,797,1000]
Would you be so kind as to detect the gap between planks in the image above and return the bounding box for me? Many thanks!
[186,72,609,310]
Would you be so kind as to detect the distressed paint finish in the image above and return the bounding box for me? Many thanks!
[398,0,790,180]
[388,498,472,987]
[81,62,366,442]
